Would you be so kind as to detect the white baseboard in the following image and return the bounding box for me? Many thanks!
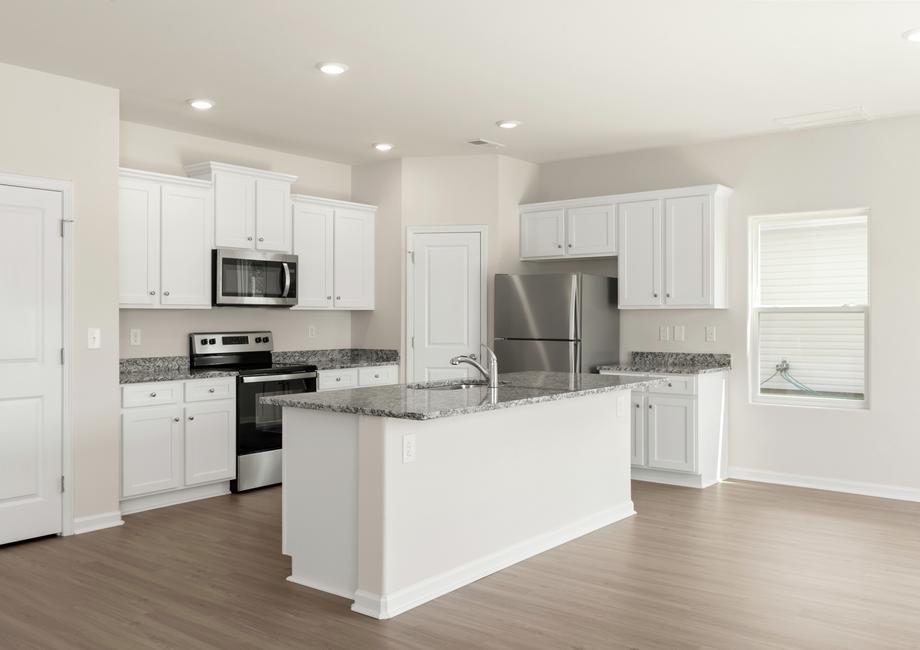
[72,510,124,535]
[120,481,231,515]
[631,467,716,488]
[350,502,636,620]
[728,467,920,503]
[286,576,355,600]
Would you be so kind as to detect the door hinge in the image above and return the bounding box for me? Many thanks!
[408,250,415,264]
[60,220,65,237]
[411,336,415,349]
[60,347,65,364]
[60,475,65,493]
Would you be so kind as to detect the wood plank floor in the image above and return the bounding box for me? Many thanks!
[3,479,920,649]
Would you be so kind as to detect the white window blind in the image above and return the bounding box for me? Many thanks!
[751,211,869,408]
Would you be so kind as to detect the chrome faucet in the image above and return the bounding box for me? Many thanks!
[450,345,498,389]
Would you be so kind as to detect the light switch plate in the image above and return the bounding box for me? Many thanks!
[129,329,142,346]
[674,325,686,342]
[308,325,317,339]
[402,434,417,463]
[87,328,101,349]
[659,326,671,342]
[705,325,716,342]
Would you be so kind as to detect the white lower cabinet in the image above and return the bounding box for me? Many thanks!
[184,400,236,486]
[121,378,236,510]
[604,370,727,488]
[318,365,399,392]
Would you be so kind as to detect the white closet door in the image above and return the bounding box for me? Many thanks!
[409,230,483,382]
[160,183,212,308]
[0,185,63,544]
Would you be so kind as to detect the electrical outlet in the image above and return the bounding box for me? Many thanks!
[87,328,101,349]
[129,329,142,346]
[705,325,716,343]
[402,434,417,463]
[674,325,686,342]
[308,325,317,339]
[659,325,671,342]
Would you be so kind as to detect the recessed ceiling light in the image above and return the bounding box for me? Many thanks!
[373,143,393,152]
[187,98,215,111]
[496,120,521,129]
[903,28,920,42]
[316,62,348,75]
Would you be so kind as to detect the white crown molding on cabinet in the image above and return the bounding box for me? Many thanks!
[184,161,298,184]
[119,167,212,189]
[519,184,732,213]
[291,193,377,211]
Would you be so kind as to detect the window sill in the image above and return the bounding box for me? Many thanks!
[751,393,868,411]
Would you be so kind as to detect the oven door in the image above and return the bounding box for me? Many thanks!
[236,371,317,455]
[214,249,298,306]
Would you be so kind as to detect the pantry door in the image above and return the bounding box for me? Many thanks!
[407,227,487,382]
[0,184,63,545]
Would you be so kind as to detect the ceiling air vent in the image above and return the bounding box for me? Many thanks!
[467,138,506,148]
[775,107,870,131]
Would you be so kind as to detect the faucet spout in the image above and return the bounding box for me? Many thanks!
[450,345,499,389]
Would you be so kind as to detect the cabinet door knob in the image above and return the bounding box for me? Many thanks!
[247,236,253,241]
[567,243,572,248]
[188,416,195,421]
[652,293,658,298]
[336,296,341,300]
[667,382,673,387]
[149,290,156,296]
[150,392,157,397]
[163,291,170,296]
[374,374,380,379]
[326,296,332,300]
[557,244,562,249]
[258,237,264,242]
[666,293,671,298]
[635,403,640,409]
[648,404,653,409]
[208,388,215,393]
[173,417,180,422]
[335,377,342,382]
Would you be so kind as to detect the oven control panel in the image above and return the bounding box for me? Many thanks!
[189,331,273,355]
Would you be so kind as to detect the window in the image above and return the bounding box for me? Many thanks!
[750,209,869,408]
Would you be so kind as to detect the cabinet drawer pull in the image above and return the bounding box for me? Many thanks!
[326,295,332,300]
[336,296,341,300]
[648,404,653,409]
[247,236,253,241]
[652,293,658,298]
[173,417,180,422]
[666,293,671,298]
[163,291,170,296]
[557,244,562,249]
[335,377,342,382]
[208,388,216,393]
[149,290,156,296]
[635,403,640,409]
[667,382,673,387]
[188,416,195,421]
[374,374,380,379]
[567,243,572,248]
[150,392,157,397]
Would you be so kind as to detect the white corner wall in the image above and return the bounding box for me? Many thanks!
[536,116,920,497]
[0,63,121,520]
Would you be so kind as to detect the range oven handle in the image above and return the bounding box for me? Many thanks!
[240,371,317,384]
[282,262,292,298]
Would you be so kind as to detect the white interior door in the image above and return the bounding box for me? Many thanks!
[0,184,63,544]
[409,230,484,382]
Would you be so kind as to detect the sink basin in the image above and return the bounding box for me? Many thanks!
[424,383,483,391]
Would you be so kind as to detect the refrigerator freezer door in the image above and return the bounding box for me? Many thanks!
[494,274,578,340]
[493,339,580,373]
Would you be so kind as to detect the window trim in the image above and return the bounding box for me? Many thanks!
[748,208,870,410]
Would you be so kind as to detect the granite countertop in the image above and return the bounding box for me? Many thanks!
[261,371,666,421]
[119,348,399,385]
[598,351,731,376]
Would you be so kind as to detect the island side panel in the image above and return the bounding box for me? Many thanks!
[283,408,359,599]
[355,390,634,619]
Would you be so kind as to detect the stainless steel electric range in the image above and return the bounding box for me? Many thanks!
[189,331,317,492]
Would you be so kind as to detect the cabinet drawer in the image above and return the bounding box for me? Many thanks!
[649,375,696,396]
[185,377,235,402]
[122,382,181,408]
[358,365,398,386]
[318,368,359,391]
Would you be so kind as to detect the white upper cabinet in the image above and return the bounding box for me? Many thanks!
[292,201,334,309]
[664,194,712,307]
[292,196,376,311]
[520,209,565,258]
[118,169,213,310]
[185,162,296,253]
[160,183,212,307]
[617,199,662,307]
[333,207,375,310]
[565,204,616,257]
[118,177,160,307]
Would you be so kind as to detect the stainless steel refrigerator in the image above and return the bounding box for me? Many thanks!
[493,273,619,373]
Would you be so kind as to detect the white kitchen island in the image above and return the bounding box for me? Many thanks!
[263,371,660,619]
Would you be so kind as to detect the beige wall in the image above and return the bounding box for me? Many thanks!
[118,122,355,357]
[536,117,920,493]
[0,63,121,519]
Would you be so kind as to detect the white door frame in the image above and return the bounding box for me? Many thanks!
[406,225,488,384]
[0,172,75,536]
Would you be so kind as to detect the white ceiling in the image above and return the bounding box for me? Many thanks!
[3,0,920,164]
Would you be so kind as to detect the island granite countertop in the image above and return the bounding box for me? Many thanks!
[261,371,665,421]
[119,348,399,384]
[598,351,731,376]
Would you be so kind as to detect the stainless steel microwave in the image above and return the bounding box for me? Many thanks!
[213,249,298,307]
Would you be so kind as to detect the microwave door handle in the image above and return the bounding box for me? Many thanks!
[282,262,291,298]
